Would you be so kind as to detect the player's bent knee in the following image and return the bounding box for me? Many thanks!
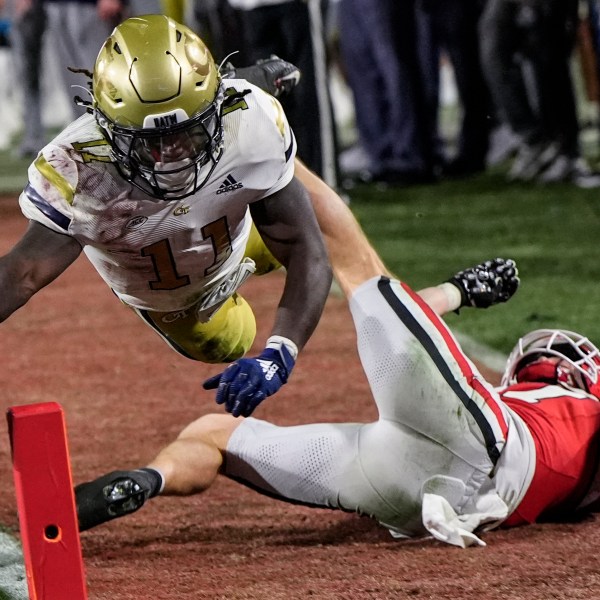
[178,413,243,450]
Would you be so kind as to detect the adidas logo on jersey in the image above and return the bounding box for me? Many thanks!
[216,174,243,194]
[257,358,279,381]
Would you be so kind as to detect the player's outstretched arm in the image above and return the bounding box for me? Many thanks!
[294,159,520,315]
[294,158,391,298]
[0,221,82,322]
[229,62,521,313]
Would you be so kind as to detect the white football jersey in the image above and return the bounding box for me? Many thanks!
[19,80,296,312]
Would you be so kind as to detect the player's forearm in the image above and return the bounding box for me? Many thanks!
[294,159,391,297]
[270,251,332,352]
[417,283,462,317]
[0,258,37,322]
[0,223,82,322]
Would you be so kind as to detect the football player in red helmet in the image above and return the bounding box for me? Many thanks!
[501,329,600,399]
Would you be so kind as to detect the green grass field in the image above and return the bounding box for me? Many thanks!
[1,146,599,357]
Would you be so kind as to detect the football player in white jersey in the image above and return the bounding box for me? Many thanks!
[0,15,333,418]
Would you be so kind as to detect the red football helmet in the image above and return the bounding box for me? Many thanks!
[501,329,600,399]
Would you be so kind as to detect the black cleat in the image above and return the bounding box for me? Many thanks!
[75,469,161,532]
[448,258,520,309]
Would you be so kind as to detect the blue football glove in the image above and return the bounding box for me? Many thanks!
[203,341,296,417]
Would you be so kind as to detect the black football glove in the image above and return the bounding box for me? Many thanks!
[448,257,519,309]
[221,55,301,98]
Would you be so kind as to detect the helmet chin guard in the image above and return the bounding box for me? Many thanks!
[92,15,223,199]
[501,329,600,399]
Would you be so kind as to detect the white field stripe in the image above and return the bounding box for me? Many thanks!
[0,531,27,599]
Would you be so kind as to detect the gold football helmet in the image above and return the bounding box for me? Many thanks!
[93,14,223,199]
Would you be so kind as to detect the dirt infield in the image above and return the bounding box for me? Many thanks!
[1,197,600,599]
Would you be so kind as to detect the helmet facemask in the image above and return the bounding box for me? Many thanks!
[501,329,600,399]
[97,90,224,200]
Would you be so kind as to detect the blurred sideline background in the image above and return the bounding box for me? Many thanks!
[0,0,513,191]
